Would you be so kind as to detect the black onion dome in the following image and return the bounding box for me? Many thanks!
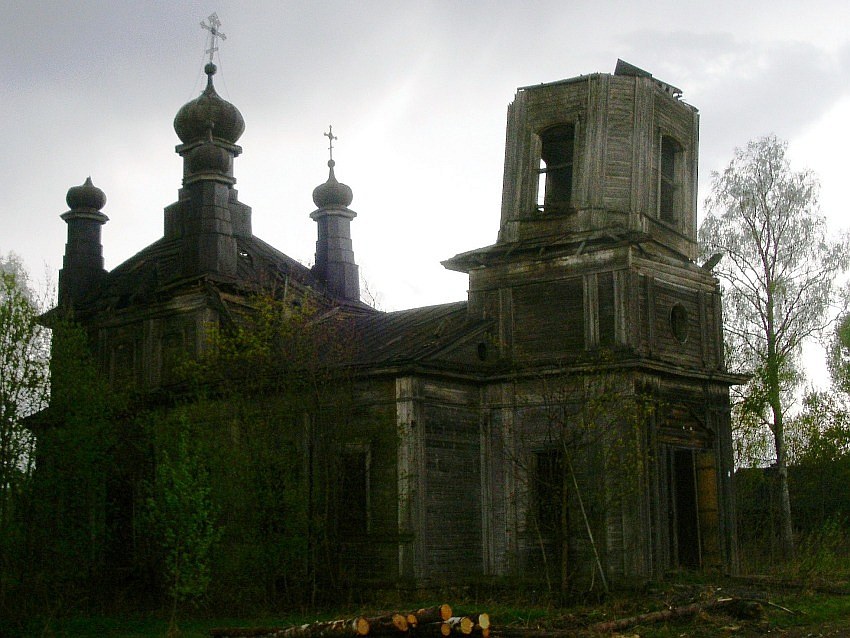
[66,177,106,211]
[312,160,354,208]
[174,63,245,144]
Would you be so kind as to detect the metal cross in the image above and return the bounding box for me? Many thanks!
[324,125,337,161]
[200,13,227,64]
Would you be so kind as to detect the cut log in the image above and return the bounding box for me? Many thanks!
[210,608,459,638]
[210,630,279,638]
[210,617,369,638]
[447,617,475,636]
[408,605,453,624]
[589,598,763,633]
[410,622,451,638]
[470,614,489,631]
[365,613,408,634]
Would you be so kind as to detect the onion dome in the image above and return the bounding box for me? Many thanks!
[174,63,245,144]
[312,160,354,208]
[66,177,106,211]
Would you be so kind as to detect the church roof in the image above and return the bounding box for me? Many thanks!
[65,233,322,319]
[348,301,493,369]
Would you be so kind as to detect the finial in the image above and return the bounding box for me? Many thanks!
[200,13,227,65]
[324,125,337,165]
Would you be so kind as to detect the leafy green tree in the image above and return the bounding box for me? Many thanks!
[30,317,122,595]
[172,292,376,606]
[699,135,849,559]
[0,254,49,604]
[143,414,219,633]
[518,368,653,596]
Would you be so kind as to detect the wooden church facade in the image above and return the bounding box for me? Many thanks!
[46,60,741,589]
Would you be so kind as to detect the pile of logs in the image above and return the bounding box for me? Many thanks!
[210,604,491,638]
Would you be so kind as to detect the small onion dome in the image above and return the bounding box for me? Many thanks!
[188,135,231,174]
[173,62,245,145]
[312,160,353,208]
[66,177,106,211]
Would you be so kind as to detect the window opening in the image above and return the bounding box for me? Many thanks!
[533,449,565,535]
[659,135,681,224]
[537,125,575,213]
[670,303,689,344]
[338,446,370,535]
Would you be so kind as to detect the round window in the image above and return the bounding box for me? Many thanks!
[670,304,689,344]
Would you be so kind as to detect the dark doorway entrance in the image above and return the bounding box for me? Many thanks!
[669,449,701,568]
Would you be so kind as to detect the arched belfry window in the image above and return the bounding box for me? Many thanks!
[537,124,575,212]
[659,135,682,224]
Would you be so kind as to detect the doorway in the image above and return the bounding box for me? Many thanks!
[668,448,701,568]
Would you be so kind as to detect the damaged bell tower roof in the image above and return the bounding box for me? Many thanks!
[614,58,683,98]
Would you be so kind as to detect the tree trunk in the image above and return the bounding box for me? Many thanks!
[772,405,795,560]
[765,295,794,561]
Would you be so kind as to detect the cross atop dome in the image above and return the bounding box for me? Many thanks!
[324,125,337,163]
[201,13,227,65]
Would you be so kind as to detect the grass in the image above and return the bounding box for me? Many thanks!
[12,578,850,638]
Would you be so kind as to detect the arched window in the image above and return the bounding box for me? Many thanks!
[659,135,682,224]
[537,124,575,212]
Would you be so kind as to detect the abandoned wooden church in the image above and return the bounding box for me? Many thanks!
[44,58,741,590]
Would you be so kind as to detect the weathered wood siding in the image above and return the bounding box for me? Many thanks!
[603,77,635,213]
[512,278,584,359]
[420,381,483,578]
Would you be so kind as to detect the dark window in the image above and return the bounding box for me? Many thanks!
[670,303,689,344]
[537,125,575,212]
[533,449,565,535]
[160,331,184,385]
[659,135,681,224]
[598,272,616,348]
[338,447,370,535]
[111,341,137,389]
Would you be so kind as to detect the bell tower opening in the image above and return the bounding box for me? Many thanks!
[659,134,682,225]
[537,124,575,213]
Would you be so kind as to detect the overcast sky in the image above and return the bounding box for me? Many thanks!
[3,0,850,378]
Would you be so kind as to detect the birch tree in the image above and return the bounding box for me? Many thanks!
[698,135,849,559]
[0,254,49,600]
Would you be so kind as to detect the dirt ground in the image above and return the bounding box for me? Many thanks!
[495,578,850,637]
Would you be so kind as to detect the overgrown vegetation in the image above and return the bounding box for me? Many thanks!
[699,135,850,560]
[0,255,49,610]
[516,369,654,598]
[0,284,393,631]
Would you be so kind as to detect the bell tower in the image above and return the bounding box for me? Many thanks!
[444,61,720,371]
[444,62,739,578]
[497,59,699,261]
